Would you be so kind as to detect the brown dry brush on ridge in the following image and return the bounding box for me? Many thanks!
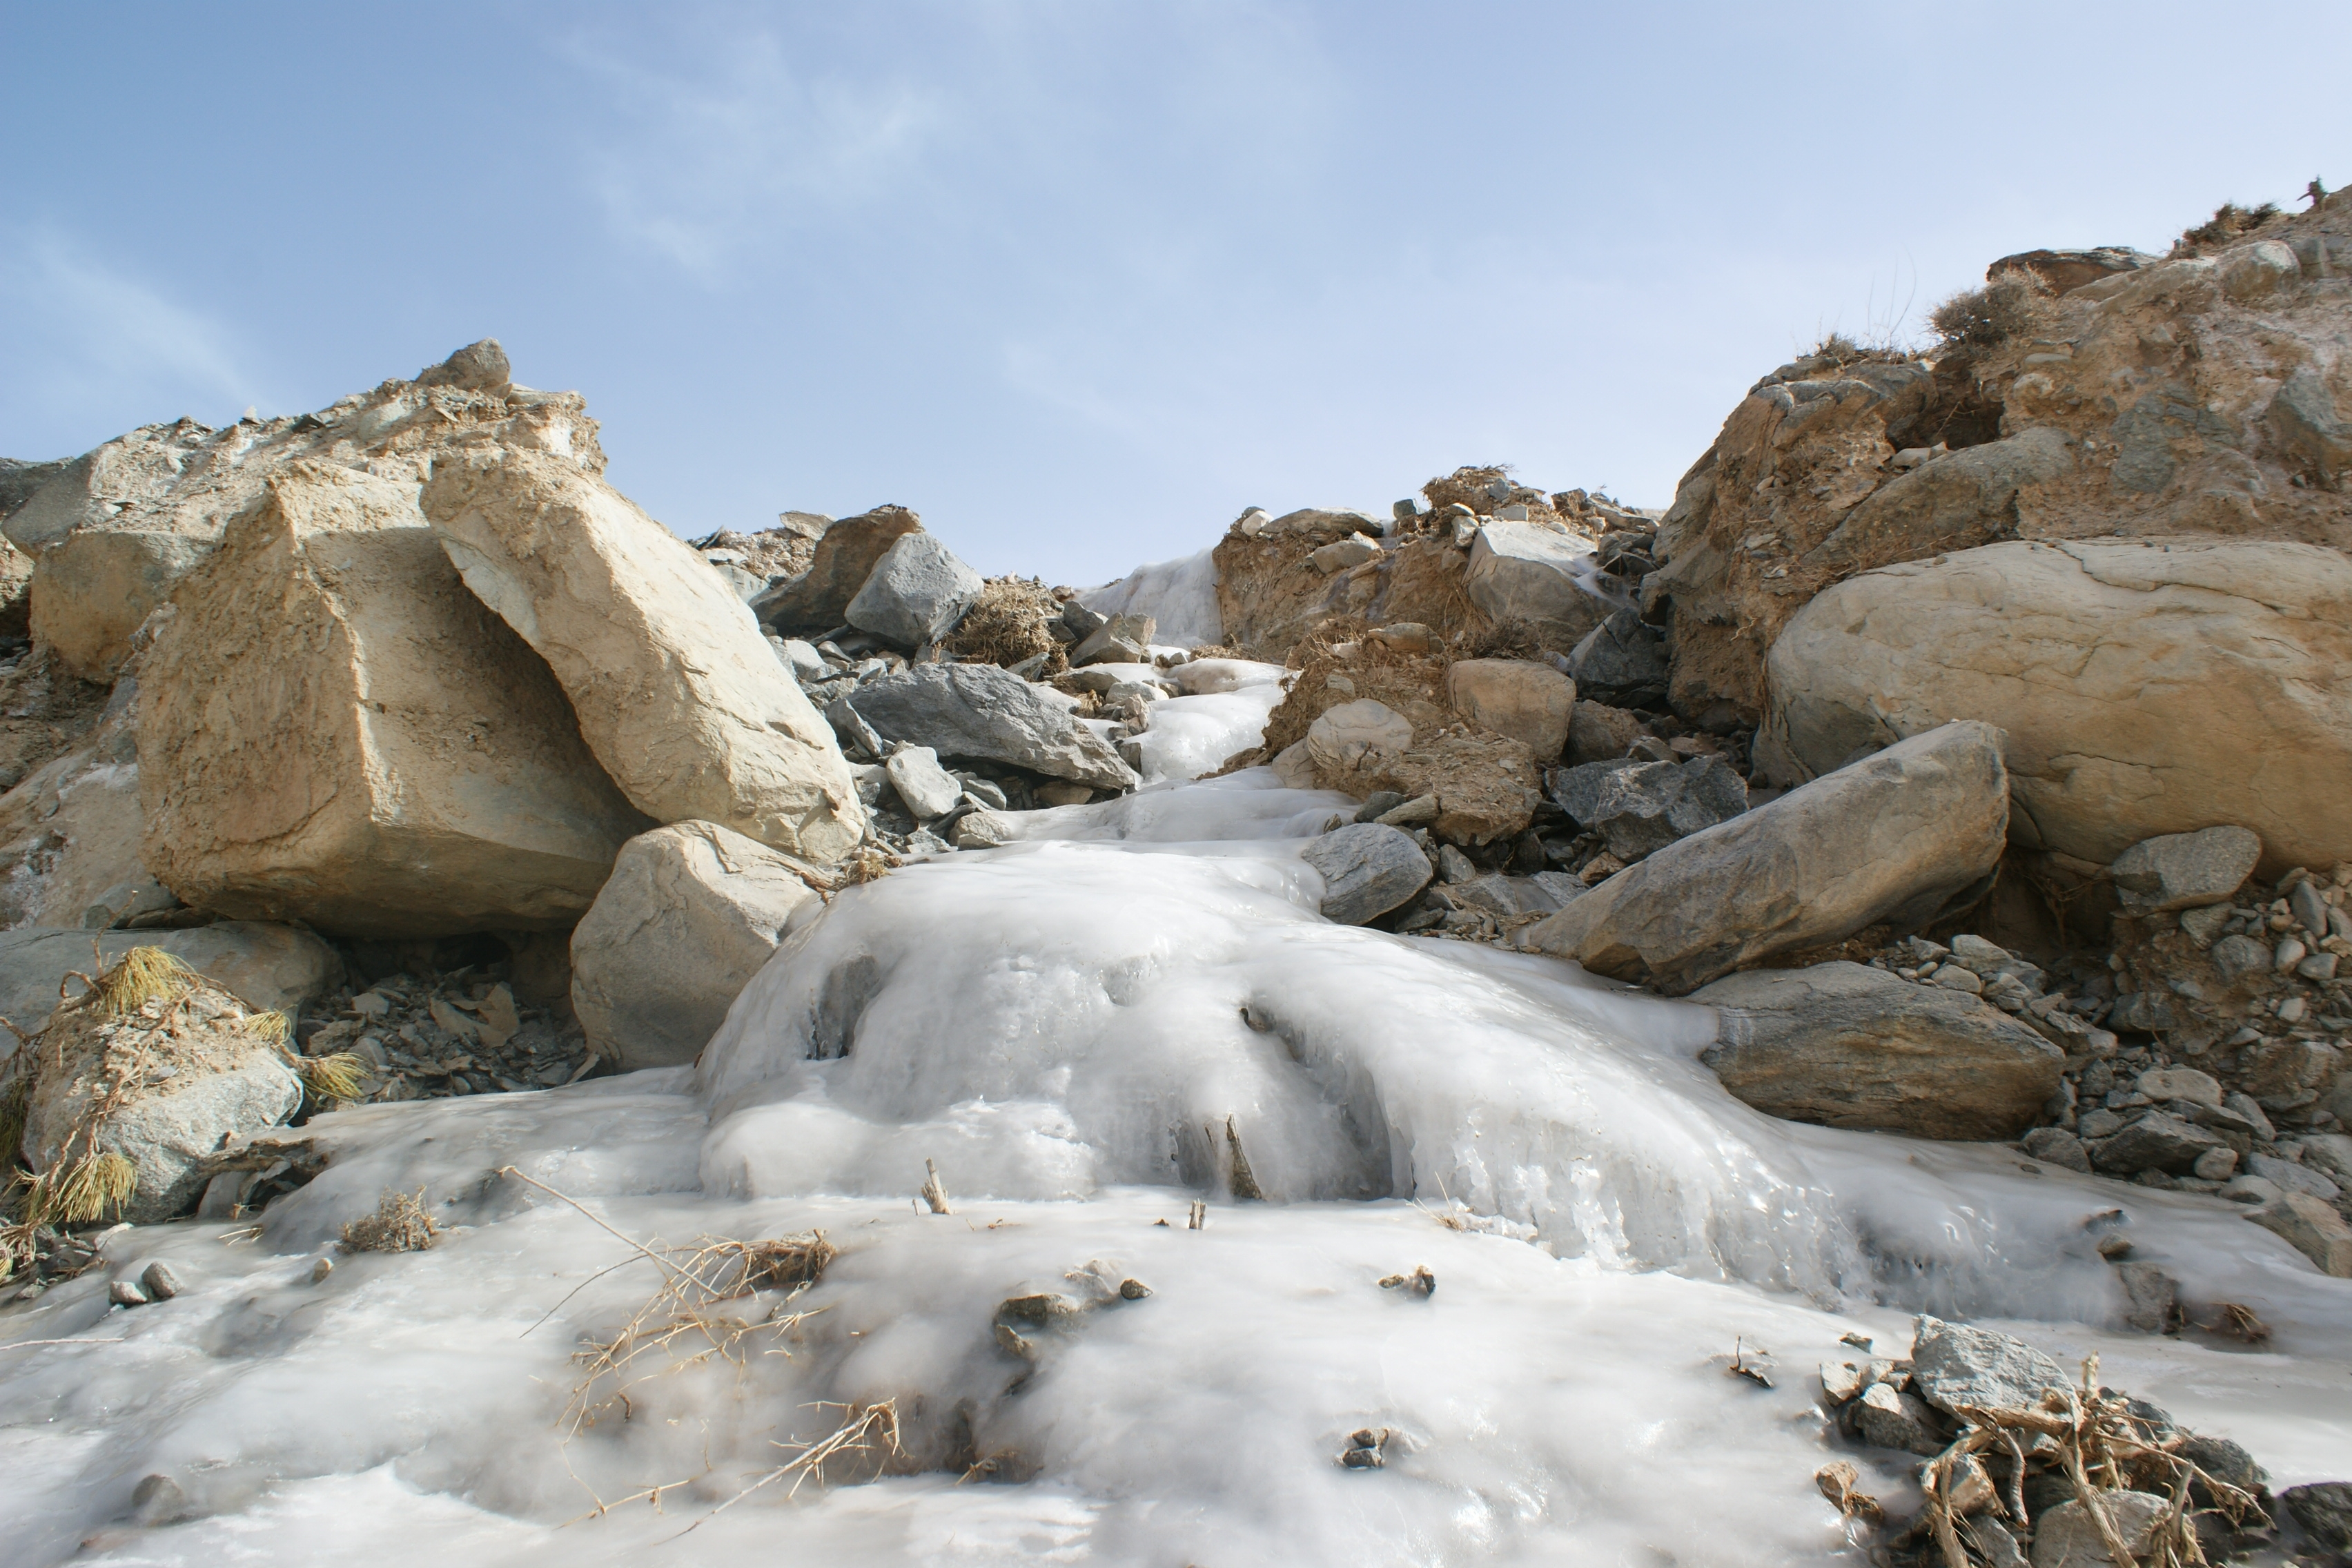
[941,576,1069,674]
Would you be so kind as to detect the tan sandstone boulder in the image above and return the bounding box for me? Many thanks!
[571,821,822,1069]
[2,340,594,682]
[1444,658,1576,758]
[1526,722,2009,993]
[424,449,865,865]
[139,462,649,937]
[1759,538,2352,874]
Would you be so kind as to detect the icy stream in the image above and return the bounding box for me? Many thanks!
[6,770,2352,1565]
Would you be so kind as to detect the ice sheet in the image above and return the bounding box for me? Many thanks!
[1079,547,1222,647]
[7,769,2351,1567]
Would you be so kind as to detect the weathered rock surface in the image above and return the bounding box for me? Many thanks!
[1549,755,1747,861]
[1910,1316,2070,1416]
[1210,507,1384,658]
[2110,826,2261,914]
[2089,1110,2225,1175]
[1444,658,1575,758]
[0,678,147,930]
[425,449,863,865]
[1565,608,1668,707]
[2248,1190,2352,1277]
[2030,1492,2168,1568]
[885,745,965,820]
[141,463,648,937]
[1694,962,2063,1139]
[1300,823,1431,925]
[1650,203,2352,731]
[755,506,923,634]
[1527,723,2007,993]
[1462,520,1614,649]
[4,340,587,682]
[845,530,983,649]
[1761,539,2352,872]
[1565,700,1646,765]
[570,821,821,1069]
[845,664,1137,790]
[0,921,337,1055]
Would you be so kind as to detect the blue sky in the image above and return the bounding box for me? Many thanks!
[4,3,2346,584]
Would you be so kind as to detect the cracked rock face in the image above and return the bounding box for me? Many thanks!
[1759,538,2352,875]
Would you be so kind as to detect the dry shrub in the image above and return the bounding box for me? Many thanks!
[942,577,1066,674]
[2173,200,2282,255]
[1929,268,2054,351]
[1458,618,1549,661]
[1422,464,1517,515]
[339,1186,442,1253]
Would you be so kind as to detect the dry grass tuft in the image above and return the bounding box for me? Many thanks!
[297,1051,369,1105]
[1459,617,1550,661]
[2173,200,2282,255]
[88,947,195,1017]
[339,1187,442,1253]
[10,1149,136,1227]
[1422,464,1517,515]
[1930,269,2055,352]
[942,576,1067,674]
[242,1009,291,1048]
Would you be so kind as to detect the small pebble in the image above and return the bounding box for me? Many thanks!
[108,1280,150,1308]
[138,1262,180,1301]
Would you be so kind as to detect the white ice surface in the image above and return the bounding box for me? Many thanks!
[1079,547,1222,647]
[7,772,2352,1567]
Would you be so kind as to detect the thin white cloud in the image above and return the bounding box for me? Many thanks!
[0,227,274,442]
[558,20,949,281]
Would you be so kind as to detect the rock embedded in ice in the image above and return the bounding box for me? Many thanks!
[2283,1482,2352,1554]
[1300,823,1432,925]
[1909,1315,2069,1418]
[1851,1381,1947,1455]
[847,663,1139,791]
[845,530,983,649]
[1693,961,2063,1140]
[885,745,965,821]
[569,821,821,1069]
[2249,1190,2352,1276]
[1528,722,2009,993]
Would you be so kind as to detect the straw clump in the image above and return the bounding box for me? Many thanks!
[339,1186,443,1253]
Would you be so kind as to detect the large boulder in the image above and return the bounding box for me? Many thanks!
[3,341,588,682]
[1444,658,1575,758]
[571,821,821,1070]
[843,663,1138,791]
[1693,961,2064,1139]
[755,506,923,634]
[1760,539,2352,873]
[424,449,865,865]
[1462,521,1614,649]
[1802,426,2072,573]
[845,530,983,649]
[1525,722,2008,993]
[140,463,649,937]
[0,921,337,1058]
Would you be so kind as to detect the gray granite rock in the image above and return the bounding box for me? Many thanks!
[1547,754,1747,861]
[1301,823,1431,925]
[1565,607,1669,707]
[2090,1110,2226,1175]
[2110,825,2261,915]
[2030,1492,2168,1568]
[885,745,966,820]
[845,531,983,648]
[848,664,1138,790]
[1910,1315,2069,1417]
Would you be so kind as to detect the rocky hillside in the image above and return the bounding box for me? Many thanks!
[3,189,2351,1566]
